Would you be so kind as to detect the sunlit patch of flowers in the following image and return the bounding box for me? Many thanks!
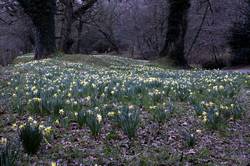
[2,58,248,132]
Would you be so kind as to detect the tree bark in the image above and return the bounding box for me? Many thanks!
[33,13,56,59]
[18,0,56,60]
[160,0,190,66]
[59,0,74,53]
[76,18,84,53]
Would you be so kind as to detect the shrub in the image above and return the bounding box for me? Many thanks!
[19,123,43,155]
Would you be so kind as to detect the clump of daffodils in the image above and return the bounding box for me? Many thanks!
[17,116,53,141]
[116,106,140,139]
[27,97,43,113]
[85,110,102,137]
[197,101,225,130]
[19,117,43,155]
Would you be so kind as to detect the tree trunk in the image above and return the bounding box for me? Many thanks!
[33,14,56,59]
[17,0,56,60]
[60,0,74,53]
[76,18,84,53]
[160,0,190,66]
[59,0,97,53]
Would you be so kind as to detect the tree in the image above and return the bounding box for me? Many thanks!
[0,0,35,65]
[87,0,122,54]
[59,0,97,53]
[17,0,56,60]
[228,0,250,65]
[160,0,190,66]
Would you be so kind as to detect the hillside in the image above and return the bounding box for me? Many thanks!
[0,54,250,165]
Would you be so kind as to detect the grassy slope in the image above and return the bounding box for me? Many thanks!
[13,54,152,67]
[0,54,250,165]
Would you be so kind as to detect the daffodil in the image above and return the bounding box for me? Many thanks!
[59,109,64,115]
[51,161,57,166]
[54,119,60,125]
[108,112,115,117]
[202,116,208,123]
[19,124,25,129]
[12,123,17,129]
[0,137,7,145]
[128,105,134,110]
[39,124,45,130]
[33,97,41,102]
[44,126,52,136]
[219,85,224,90]
[33,120,38,125]
[196,129,202,134]
[86,96,91,101]
[28,116,33,122]
[96,114,102,123]
[202,112,207,116]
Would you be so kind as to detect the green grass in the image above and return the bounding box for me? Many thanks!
[12,53,34,64]
[12,53,154,69]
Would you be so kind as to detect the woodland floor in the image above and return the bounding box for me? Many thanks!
[0,54,249,165]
